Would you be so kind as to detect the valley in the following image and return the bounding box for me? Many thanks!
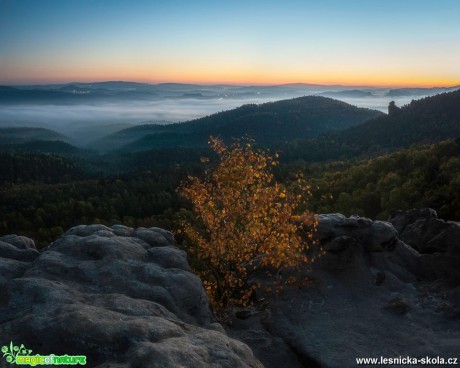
[0,88,459,248]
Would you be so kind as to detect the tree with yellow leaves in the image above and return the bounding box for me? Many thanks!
[178,137,317,308]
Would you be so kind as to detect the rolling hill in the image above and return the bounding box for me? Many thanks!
[283,89,460,163]
[0,127,70,145]
[0,140,84,155]
[92,96,383,152]
[341,89,460,148]
[0,127,89,156]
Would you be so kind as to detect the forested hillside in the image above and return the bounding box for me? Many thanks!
[305,139,460,220]
[0,127,70,144]
[0,173,185,247]
[91,96,382,152]
[2,139,459,248]
[0,140,83,155]
[0,153,83,183]
[283,89,460,162]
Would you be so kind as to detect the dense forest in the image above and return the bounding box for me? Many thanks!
[305,139,460,220]
[0,91,459,248]
[1,138,459,248]
[0,153,83,183]
[0,173,185,247]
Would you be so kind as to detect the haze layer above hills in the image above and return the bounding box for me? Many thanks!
[1,81,458,144]
[1,89,460,182]
[91,96,382,152]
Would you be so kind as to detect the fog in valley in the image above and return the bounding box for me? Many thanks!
[0,83,457,144]
[0,97,279,143]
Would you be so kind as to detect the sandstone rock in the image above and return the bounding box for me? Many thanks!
[384,296,411,315]
[373,270,386,285]
[2,213,459,368]
[227,214,459,368]
[111,224,134,237]
[323,235,355,252]
[0,258,31,285]
[65,224,114,237]
[315,213,346,241]
[133,227,172,247]
[315,214,397,252]
[370,220,398,250]
[313,214,401,275]
[0,225,262,368]
[400,218,458,253]
[147,246,191,271]
[418,253,460,285]
[150,226,176,244]
[0,235,39,285]
[0,240,39,262]
[316,236,364,273]
[389,208,437,233]
[0,234,36,249]
[388,208,460,284]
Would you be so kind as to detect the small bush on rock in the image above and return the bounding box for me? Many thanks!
[178,137,318,308]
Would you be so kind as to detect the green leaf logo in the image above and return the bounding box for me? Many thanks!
[2,341,33,364]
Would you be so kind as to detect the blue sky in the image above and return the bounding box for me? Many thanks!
[0,0,459,86]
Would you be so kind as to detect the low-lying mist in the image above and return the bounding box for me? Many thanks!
[0,97,278,143]
[0,90,452,145]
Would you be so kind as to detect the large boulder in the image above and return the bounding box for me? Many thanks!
[226,214,460,368]
[389,208,460,284]
[0,234,37,250]
[0,225,262,368]
[389,208,438,234]
[314,214,416,280]
[0,235,39,285]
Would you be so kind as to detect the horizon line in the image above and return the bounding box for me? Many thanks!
[2,79,460,89]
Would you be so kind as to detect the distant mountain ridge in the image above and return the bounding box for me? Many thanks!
[2,86,459,158]
[2,81,458,107]
[319,90,375,98]
[387,86,460,97]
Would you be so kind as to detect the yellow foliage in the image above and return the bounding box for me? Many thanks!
[178,136,318,308]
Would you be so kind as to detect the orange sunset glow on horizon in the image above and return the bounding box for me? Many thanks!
[1,1,459,88]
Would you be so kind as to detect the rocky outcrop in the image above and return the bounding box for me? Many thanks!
[226,213,460,368]
[389,208,460,284]
[1,213,459,368]
[0,225,262,368]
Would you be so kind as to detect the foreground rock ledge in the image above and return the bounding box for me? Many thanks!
[226,212,460,368]
[0,224,262,368]
[1,212,459,368]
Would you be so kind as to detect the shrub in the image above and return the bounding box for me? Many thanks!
[178,137,317,308]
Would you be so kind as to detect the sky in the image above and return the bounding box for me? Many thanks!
[0,0,459,87]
